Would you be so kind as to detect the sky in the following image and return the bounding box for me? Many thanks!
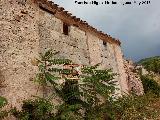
[52,0,160,62]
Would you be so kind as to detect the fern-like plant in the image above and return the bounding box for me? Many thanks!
[12,49,117,120]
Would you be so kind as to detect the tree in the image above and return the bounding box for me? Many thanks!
[12,49,117,120]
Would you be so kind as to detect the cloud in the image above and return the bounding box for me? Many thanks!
[53,0,160,61]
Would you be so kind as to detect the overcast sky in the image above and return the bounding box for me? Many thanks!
[53,0,160,61]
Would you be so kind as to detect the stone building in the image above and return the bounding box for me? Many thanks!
[0,0,143,112]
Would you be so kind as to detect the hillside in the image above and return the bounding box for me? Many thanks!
[138,57,160,120]
[137,56,160,74]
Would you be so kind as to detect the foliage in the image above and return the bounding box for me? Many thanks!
[141,75,160,96]
[12,49,117,120]
[0,96,8,119]
[138,56,160,74]
[0,96,7,108]
[1,50,160,120]
[10,50,160,120]
[113,74,160,120]
[114,92,160,120]
[11,97,55,120]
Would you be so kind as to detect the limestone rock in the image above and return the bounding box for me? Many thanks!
[124,60,144,95]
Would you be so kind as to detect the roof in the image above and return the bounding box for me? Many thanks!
[36,0,121,45]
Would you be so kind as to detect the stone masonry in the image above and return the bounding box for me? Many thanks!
[0,0,143,115]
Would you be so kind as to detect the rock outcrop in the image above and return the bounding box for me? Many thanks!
[124,60,144,95]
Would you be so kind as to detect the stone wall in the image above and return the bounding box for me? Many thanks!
[113,45,129,95]
[0,0,131,113]
[38,9,90,65]
[37,7,125,96]
[0,0,42,110]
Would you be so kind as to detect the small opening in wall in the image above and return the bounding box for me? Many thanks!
[63,23,69,35]
[103,41,107,46]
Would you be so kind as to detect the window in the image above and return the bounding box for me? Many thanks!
[63,23,69,35]
[103,41,107,46]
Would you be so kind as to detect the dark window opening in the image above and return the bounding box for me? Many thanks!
[63,23,69,35]
[103,41,107,46]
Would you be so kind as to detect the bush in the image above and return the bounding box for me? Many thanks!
[12,50,117,120]
[11,97,55,120]
[112,75,160,120]
[114,93,160,120]
[138,56,160,74]
[141,75,160,96]
[8,50,160,120]
[0,96,8,119]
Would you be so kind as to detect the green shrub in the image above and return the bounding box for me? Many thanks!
[10,50,160,120]
[112,75,160,120]
[11,97,55,120]
[12,49,117,120]
[138,56,160,74]
[141,75,160,96]
[114,93,160,120]
[0,96,8,119]
[0,96,7,108]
